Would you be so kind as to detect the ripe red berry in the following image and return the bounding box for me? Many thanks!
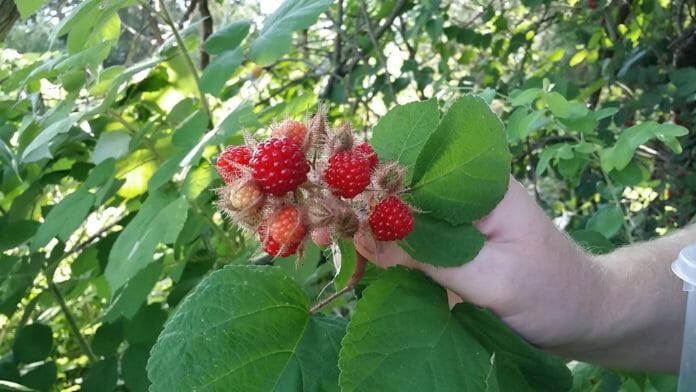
[272,120,307,147]
[368,196,414,241]
[588,0,598,9]
[353,143,378,170]
[259,225,300,257]
[250,137,310,196]
[324,151,372,198]
[216,146,251,183]
[270,206,306,244]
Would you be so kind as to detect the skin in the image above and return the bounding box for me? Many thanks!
[323,177,691,372]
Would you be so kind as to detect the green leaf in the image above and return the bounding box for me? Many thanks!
[671,68,696,98]
[586,205,623,239]
[453,303,573,391]
[105,191,188,294]
[399,213,486,267]
[199,48,244,95]
[101,262,163,322]
[339,267,570,391]
[31,189,95,251]
[509,88,542,106]
[249,0,333,65]
[332,239,356,290]
[19,361,56,391]
[21,115,79,163]
[172,110,209,149]
[204,20,252,55]
[90,320,125,356]
[606,121,689,171]
[15,0,47,19]
[0,220,40,252]
[92,131,131,164]
[13,324,52,363]
[147,266,345,392]
[84,158,117,189]
[338,267,492,391]
[371,99,439,183]
[411,95,511,224]
[122,344,151,392]
[507,108,548,142]
[0,256,43,316]
[545,92,571,117]
[147,152,187,191]
[570,230,615,255]
[81,358,118,392]
[124,303,168,345]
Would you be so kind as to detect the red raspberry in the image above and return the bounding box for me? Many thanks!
[250,137,310,196]
[270,206,306,244]
[216,146,251,183]
[259,225,300,257]
[368,196,414,241]
[272,120,307,147]
[353,143,378,170]
[324,151,371,198]
[588,0,598,8]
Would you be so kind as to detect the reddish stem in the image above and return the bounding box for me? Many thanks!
[309,250,367,314]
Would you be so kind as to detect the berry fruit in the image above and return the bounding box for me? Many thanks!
[259,225,300,257]
[368,196,414,241]
[227,181,264,211]
[216,146,251,183]
[353,142,378,170]
[272,120,307,147]
[250,137,310,196]
[270,206,306,244]
[324,150,372,198]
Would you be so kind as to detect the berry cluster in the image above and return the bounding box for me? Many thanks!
[215,108,414,257]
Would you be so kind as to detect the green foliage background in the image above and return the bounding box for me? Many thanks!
[0,0,694,390]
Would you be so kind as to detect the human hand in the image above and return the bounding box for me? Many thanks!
[348,177,603,354]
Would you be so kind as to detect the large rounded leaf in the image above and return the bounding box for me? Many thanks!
[411,95,511,224]
[339,267,572,391]
[147,266,345,392]
[338,267,492,391]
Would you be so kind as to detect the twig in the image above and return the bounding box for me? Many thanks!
[48,281,98,363]
[178,0,199,29]
[310,251,367,314]
[359,0,396,101]
[155,0,212,121]
[198,0,213,68]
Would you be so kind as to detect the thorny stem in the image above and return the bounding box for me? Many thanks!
[310,250,368,314]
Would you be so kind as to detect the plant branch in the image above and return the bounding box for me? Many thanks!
[310,251,367,314]
[359,0,396,101]
[48,281,98,363]
[156,0,212,121]
[198,0,213,68]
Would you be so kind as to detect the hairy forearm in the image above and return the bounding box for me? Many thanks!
[567,225,694,372]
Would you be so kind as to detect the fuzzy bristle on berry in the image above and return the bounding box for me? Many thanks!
[272,120,308,148]
[250,137,310,196]
[353,143,378,170]
[368,196,414,241]
[269,206,306,244]
[373,162,406,194]
[259,225,300,257]
[324,150,371,198]
[216,146,252,183]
